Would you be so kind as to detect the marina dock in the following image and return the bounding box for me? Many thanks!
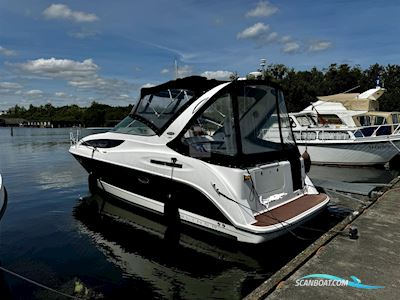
[245,177,400,300]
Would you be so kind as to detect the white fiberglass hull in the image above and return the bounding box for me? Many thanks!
[297,139,400,166]
[96,179,328,244]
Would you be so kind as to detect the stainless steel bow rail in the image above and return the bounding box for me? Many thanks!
[70,128,81,147]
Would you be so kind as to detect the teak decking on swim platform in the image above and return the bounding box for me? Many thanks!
[253,193,328,227]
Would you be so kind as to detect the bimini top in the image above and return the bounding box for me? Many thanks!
[140,76,225,99]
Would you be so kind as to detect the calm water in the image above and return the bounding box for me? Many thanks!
[0,128,397,299]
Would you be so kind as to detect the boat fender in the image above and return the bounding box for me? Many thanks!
[302,150,311,173]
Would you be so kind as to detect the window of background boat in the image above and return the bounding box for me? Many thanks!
[113,116,156,136]
[135,89,195,129]
[181,93,237,157]
[296,115,315,126]
[318,131,350,140]
[293,131,317,140]
[318,114,343,125]
[357,115,371,126]
[373,116,386,125]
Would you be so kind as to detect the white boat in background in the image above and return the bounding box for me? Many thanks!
[290,85,400,166]
[70,76,329,244]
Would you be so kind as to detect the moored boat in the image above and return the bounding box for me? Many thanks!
[70,76,329,244]
[289,86,400,165]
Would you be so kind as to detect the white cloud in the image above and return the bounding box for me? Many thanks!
[0,82,22,95]
[266,32,279,42]
[43,4,98,23]
[68,76,131,93]
[16,57,99,79]
[12,57,136,103]
[246,1,278,18]
[0,45,17,56]
[280,35,292,43]
[160,68,170,75]
[0,82,22,90]
[308,40,333,52]
[237,22,270,40]
[282,42,301,54]
[201,70,233,80]
[237,23,279,47]
[26,89,44,96]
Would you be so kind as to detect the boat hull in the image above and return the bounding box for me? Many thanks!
[96,178,327,244]
[71,152,328,244]
[297,139,400,166]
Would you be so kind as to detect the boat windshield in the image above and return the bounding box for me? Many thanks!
[113,88,195,136]
[135,89,195,128]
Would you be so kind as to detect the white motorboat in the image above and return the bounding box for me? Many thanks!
[290,86,400,166]
[70,76,329,244]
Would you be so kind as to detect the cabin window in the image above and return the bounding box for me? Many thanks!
[318,114,343,125]
[181,93,237,158]
[318,131,350,140]
[392,114,399,124]
[357,115,371,126]
[113,116,156,136]
[293,131,317,140]
[373,116,386,125]
[296,115,315,126]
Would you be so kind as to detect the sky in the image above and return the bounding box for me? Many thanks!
[1,0,400,110]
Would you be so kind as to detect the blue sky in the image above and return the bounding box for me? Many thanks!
[1,0,400,110]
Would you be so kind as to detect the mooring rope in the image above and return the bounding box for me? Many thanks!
[0,266,82,299]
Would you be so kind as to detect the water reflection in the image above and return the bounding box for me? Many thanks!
[309,165,399,184]
[73,192,336,299]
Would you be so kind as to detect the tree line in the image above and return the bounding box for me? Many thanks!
[5,102,133,127]
[262,63,400,112]
[3,63,400,127]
